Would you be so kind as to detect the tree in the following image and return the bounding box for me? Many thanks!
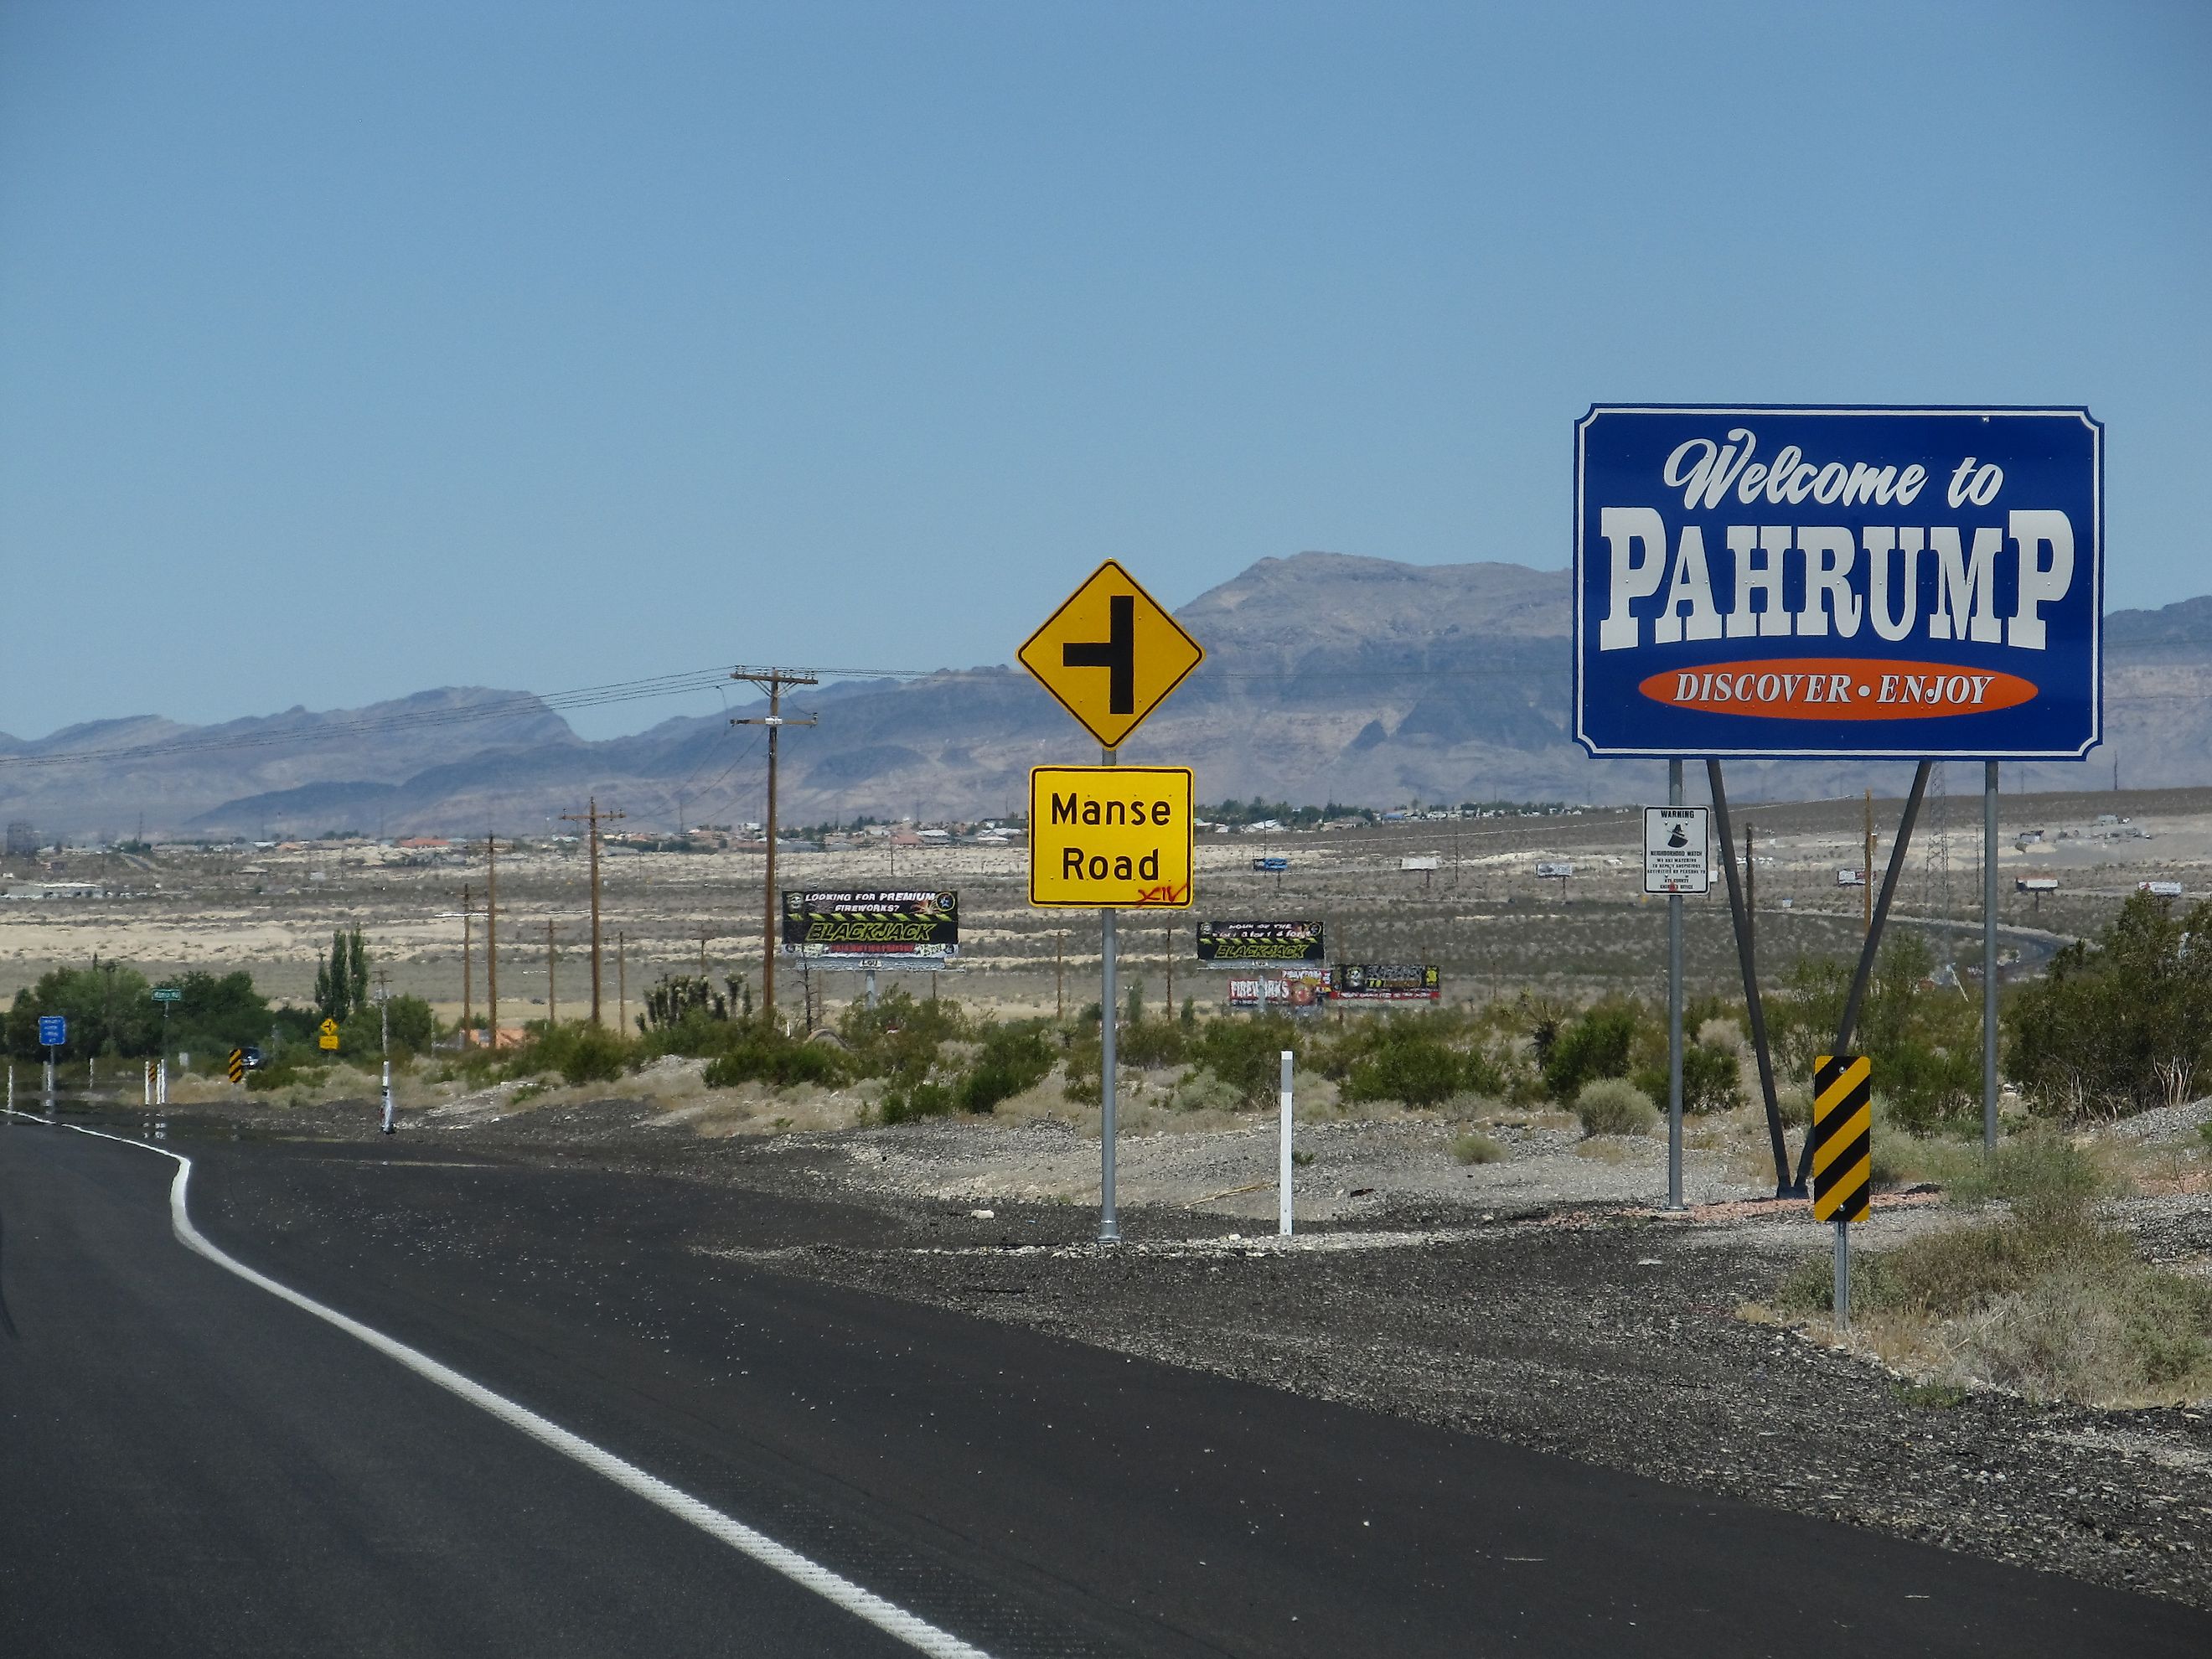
[2008,892,2212,1119]
[314,925,371,1025]
[6,962,157,1058]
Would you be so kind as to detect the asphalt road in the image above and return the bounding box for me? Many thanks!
[3,1117,2205,1658]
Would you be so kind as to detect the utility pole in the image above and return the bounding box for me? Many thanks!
[731,668,819,1028]
[1744,823,1756,959]
[485,833,499,1050]
[699,930,710,979]
[560,797,623,1025]
[546,918,558,1026]
[1863,788,1876,934]
[452,883,479,1041]
[618,930,628,1035]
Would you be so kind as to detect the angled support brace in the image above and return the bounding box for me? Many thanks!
[1707,761,1793,1197]
[1789,759,1934,1193]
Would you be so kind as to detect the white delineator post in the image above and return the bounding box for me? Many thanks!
[1279,1048,1295,1236]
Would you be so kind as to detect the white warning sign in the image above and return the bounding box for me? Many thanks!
[1643,805,1710,896]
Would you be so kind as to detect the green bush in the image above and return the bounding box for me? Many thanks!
[2007,891,2212,1119]
[1632,1035,1744,1115]
[701,1027,850,1089]
[1543,1006,1641,1101]
[1119,1016,1186,1068]
[1450,1131,1506,1165]
[1168,1067,1243,1114]
[880,1081,956,1124]
[1186,1016,1300,1109]
[955,1023,1055,1114]
[1342,1033,1465,1107]
[1574,1076,1657,1137]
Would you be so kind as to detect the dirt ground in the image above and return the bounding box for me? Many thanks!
[6,783,2209,1026]
[45,1066,2212,1615]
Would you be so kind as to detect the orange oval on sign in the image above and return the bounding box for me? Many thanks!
[1638,659,2039,721]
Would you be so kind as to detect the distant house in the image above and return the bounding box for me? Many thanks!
[398,836,449,850]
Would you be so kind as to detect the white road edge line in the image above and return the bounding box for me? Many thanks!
[49,1121,995,1659]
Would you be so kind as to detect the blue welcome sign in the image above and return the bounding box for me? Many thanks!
[38,1015,66,1047]
[1574,406,2101,759]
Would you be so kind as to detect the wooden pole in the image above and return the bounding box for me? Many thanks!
[485,837,499,1048]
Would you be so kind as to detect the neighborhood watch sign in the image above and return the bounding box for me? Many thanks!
[1574,406,2101,759]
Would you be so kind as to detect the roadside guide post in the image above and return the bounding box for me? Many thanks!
[1812,1055,1873,1332]
[1279,1049,1295,1237]
[1642,793,1708,1212]
[379,986,395,1135]
[1019,561,1205,1245]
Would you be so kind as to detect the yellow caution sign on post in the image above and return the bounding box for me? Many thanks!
[1811,1053,1872,1222]
[227,1048,246,1083]
[1017,561,1205,750]
[318,1017,341,1052]
[1027,765,1193,909]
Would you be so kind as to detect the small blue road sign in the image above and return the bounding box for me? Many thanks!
[38,1016,66,1047]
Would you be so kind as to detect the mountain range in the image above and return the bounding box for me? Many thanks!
[6,553,2209,840]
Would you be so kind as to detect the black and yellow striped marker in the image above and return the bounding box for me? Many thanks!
[227,1047,246,1084]
[1811,1053,1872,1222]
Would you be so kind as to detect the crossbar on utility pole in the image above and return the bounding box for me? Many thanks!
[560,797,623,1025]
[732,668,819,1028]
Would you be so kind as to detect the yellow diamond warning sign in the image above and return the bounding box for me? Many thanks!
[1017,561,1205,750]
[318,1017,341,1052]
[1028,766,1194,909]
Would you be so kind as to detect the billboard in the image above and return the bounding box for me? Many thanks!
[1227,968,1329,1010]
[780,890,958,965]
[1575,406,2101,758]
[1536,861,1574,880]
[1330,964,1441,1003]
[1196,920,1324,965]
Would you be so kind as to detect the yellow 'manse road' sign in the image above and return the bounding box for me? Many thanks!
[1028,765,1193,909]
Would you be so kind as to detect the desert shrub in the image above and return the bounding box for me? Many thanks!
[1450,1131,1506,1165]
[1186,1016,1300,1109]
[955,1022,1055,1114]
[879,1081,956,1124]
[1168,1068,1244,1114]
[700,1026,850,1089]
[1941,1130,2118,1222]
[1341,1031,1465,1108]
[1632,1035,1743,1115]
[1543,1006,1641,1101]
[1119,1016,1186,1068]
[2007,891,2212,1119]
[1574,1076,1657,1137]
[503,1021,634,1085]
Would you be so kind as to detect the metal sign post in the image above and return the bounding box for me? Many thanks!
[1019,561,1205,1246]
[1812,1054,1873,1332]
[1984,761,1999,1150]
[1279,1049,1295,1237]
[1643,791,1709,1212]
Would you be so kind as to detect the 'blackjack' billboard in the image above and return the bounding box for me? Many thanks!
[1195,920,1325,965]
[780,890,958,966]
[1574,406,2101,759]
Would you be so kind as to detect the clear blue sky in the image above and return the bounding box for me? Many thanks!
[3,1,2205,741]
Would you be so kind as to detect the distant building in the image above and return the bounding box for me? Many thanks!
[5,821,35,858]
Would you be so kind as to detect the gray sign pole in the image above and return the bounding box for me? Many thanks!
[1983,761,1999,1150]
[1667,761,1685,1211]
[1098,744,1120,1243]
